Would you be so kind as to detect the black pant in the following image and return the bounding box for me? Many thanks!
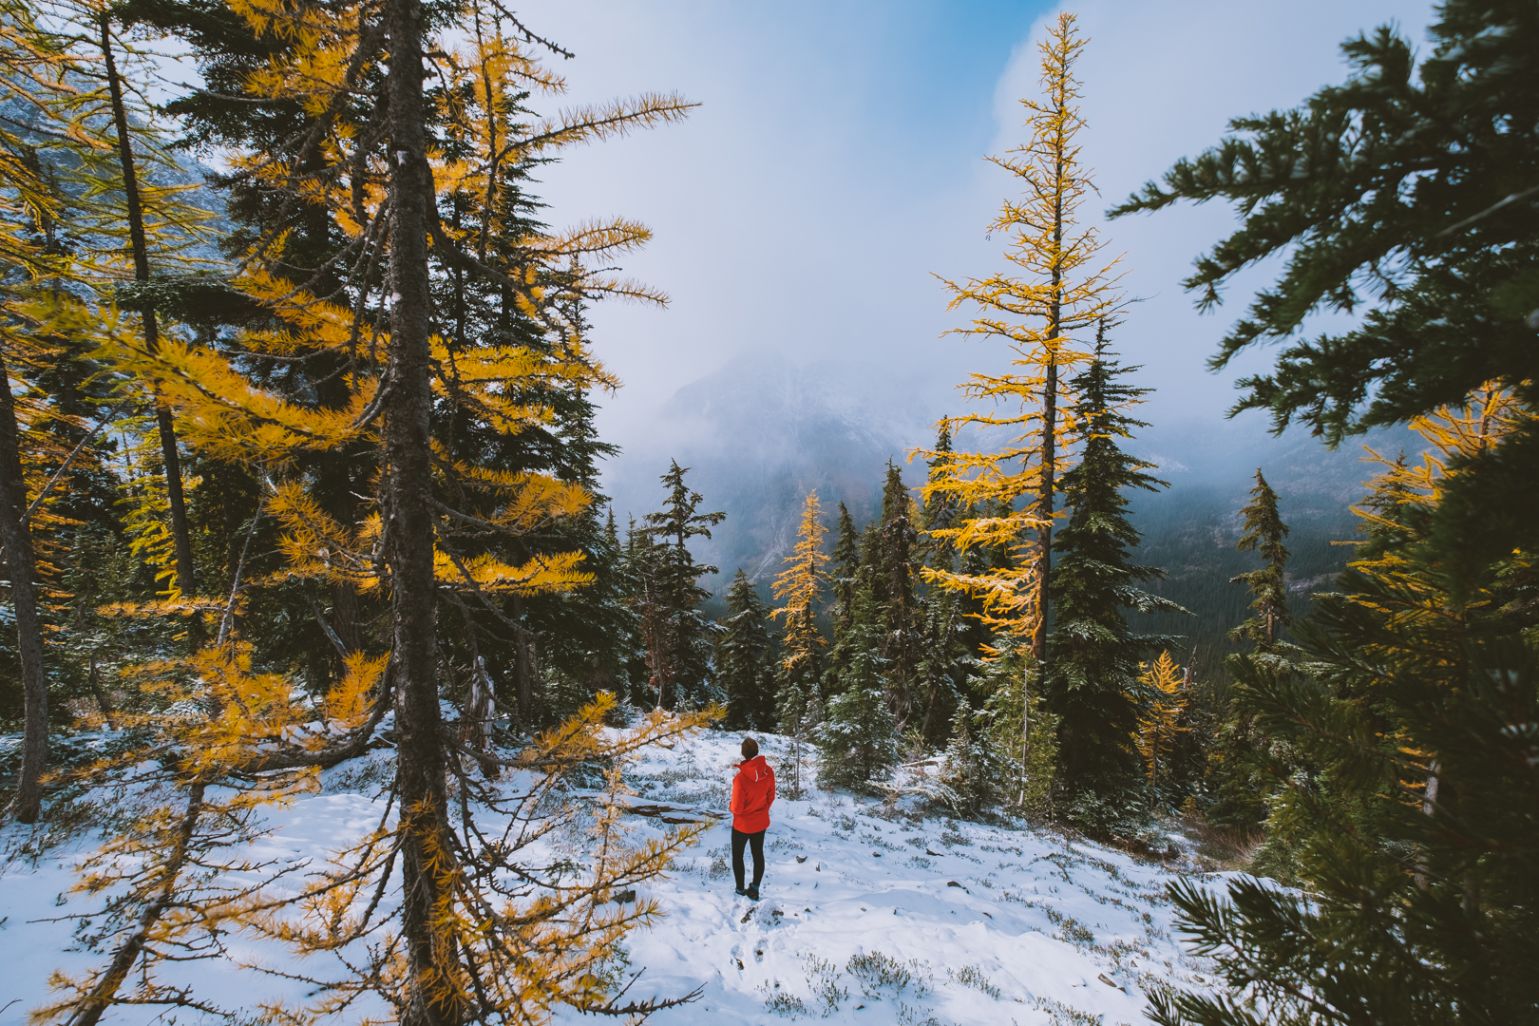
[731,828,765,891]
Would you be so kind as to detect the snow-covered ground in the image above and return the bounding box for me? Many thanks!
[0,728,1224,1025]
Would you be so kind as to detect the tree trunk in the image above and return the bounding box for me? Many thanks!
[100,15,197,604]
[1032,144,1065,669]
[383,0,464,1021]
[512,594,534,723]
[0,360,49,823]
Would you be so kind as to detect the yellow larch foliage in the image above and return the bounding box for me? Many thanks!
[113,419,188,600]
[1353,384,1534,598]
[1135,650,1189,792]
[42,3,704,1022]
[920,11,1119,650]
[772,490,829,676]
[1348,384,1536,803]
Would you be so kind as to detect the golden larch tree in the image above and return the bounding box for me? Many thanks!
[771,490,829,796]
[772,489,830,685]
[0,0,123,823]
[1135,650,1190,796]
[46,1,710,1023]
[920,10,1119,780]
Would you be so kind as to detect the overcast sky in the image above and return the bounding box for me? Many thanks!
[516,0,1437,454]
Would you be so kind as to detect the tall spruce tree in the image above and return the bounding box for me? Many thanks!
[818,569,899,792]
[1230,469,1291,653]
[1047,327,1179,815]
[1153,390,1539,1026]
[866,462,925,728]
[916,423,985,745]
[829,500,861,636]
[1204,469,1295,832]
[718,569,777,730]
[922,13,1120,784]
[638,460,724,709]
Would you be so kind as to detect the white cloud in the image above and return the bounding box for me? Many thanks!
[511,0,1438,457]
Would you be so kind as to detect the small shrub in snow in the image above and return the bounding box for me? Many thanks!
[801,954,847,1013]
[1034,995,1105,1025]
[947,962,1003,999]
[1044,906,1097,947]
[847,949,913,995]
[896,1003,948,1026]
[939,825,970,847]
[762,990,809,1017]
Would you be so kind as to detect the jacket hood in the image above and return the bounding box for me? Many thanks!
[739,754,769,776]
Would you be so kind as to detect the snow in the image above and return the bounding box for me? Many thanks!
[0,728,1226,1025]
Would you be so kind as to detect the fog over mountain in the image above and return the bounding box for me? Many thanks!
[603,353,1417,610]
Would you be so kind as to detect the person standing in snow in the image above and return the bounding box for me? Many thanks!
[730,736,775,900]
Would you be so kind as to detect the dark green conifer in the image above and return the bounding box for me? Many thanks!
[818,570,899,792]
[1047,326,1181,815]
[635,460,725,709]
[717,569,777,730]
[1125,2,1539,1020]
[867,462,925,729]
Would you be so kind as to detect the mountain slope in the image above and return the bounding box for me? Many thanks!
[0,727,1227,1025]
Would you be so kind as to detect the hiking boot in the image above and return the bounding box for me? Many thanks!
[734,887,747,897]
[745,884,760,901]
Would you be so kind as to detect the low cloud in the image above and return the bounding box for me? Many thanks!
[516,0,1435,464]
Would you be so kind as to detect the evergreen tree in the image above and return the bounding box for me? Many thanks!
[917,421,960,568]
[972,641,1060,820]
[912,588,970,747]
[866,462,925,728]
[818,573,899,792]
[1110,0,1539,453]
[122,0,382,686]
[914,423,984,745]
[637,460,725,710]
[1047,327,1179,813]
[717,569,777,730]
[1230,469,1291,652]
[922,13,1120,784]
[828,500,861,640]
[1152,389,1539,1026]
[937,700,1010,819]
[1123,3,1539,1020]
[1204,469,1294,832]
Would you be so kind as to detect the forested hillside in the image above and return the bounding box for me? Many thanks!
[0,1,1533,1024]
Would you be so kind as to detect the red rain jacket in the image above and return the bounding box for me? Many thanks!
[730,755,775,833]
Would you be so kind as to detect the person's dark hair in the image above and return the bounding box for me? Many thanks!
[741,736,759,760]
